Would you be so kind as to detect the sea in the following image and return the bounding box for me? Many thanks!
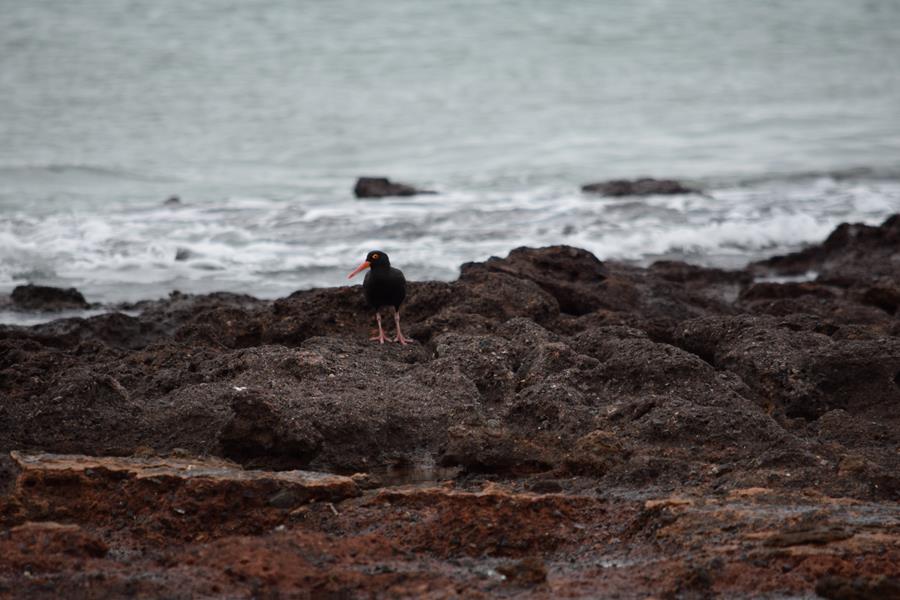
[2,0,900,324]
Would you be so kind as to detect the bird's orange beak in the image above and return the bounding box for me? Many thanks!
[347,261,371,279]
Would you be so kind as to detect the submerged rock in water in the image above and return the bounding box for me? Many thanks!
[581,177,698,196]
[10,284,90,311]
[354,176,435,198]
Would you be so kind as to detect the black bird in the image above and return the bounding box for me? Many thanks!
[347,250,413,345]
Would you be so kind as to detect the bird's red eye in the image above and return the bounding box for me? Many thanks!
[371,253,379,260]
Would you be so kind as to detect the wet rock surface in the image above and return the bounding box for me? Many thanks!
[6,452,360,535]
[353,176,435,198]
[1,216,900,598]
[581,177,698,197]
[7,284,90,311]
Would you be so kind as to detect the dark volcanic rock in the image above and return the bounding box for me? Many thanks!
[10,284,90,311]
[466,246,607,316]
[742,215,900,340]
[220,388,324,467]
[497,557,548,586]
[353,176,435,198]
[2,220,900,488]
[581,178,698,197]
[860,283,900,315]
[675,315,900,421]
[739,281,837,302]
[816,575,900,600]
[755,214,900,283]
[2,218,900,597]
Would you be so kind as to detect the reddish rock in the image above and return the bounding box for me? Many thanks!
[498,557,548,586]
[7,451,359,536]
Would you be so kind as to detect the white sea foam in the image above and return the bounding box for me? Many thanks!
[2,173,897,323]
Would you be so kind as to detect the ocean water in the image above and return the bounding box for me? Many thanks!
[2,1,900,323]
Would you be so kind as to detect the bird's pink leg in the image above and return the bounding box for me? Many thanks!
[370,311,388,344]
[392,307,414,345]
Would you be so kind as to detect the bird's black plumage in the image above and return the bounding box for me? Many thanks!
[348,250,412,344]
[359,250,406,309]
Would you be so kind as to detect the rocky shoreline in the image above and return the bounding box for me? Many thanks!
[1,216,899,598]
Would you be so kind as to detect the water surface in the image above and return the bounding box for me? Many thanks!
[2,1,900,322]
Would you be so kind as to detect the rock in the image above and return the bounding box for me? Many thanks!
[0,452,17,496]
[175,247,192,261]
[526,479,563,494]
[370,485,587,558]
[267,489,303,509]
[164,195,182,206]
[860,283,900,314]
[14,310,161,350]
[466,246,608,315]
[0,217,899,597]
[497,557,547,586]
[353,177,435,198]
[3,223,896,493]
[675,315,900,421]
[815,575,900,600]
[209,338,478,472]
[4,522,109,571]
[672,563,715,597]
[506,380,595,440]
[10,284,89,311]
[581,178,698,197]
[440,425,558,473]
[219,388,324,467]
[431,333,516,403]
[8,451,360,535]
[764,524,855,547]
[349,472,383,490]
[555,259,744,340]
[754,214,900,283]
[649,260,752,287]
[563,430,628,475]
[739,282,836,302]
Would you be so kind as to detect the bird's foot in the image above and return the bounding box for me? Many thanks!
[393,334,414,345]
[370,332,388,344]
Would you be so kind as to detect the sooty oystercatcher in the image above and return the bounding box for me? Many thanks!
[347,250,413,345]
